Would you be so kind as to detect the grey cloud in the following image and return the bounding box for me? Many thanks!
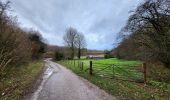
[9,0,142,50]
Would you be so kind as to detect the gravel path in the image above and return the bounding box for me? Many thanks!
[29,59,117,100]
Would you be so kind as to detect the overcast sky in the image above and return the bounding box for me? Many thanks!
[7,0,142,50]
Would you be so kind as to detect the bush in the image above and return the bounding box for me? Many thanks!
[0,1,32,73]
[0,1,46,76]
[28,32,47,59]
[104,50,113,59]
[54,51,65,61]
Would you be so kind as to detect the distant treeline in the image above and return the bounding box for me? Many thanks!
[45,45,104,60]
[0,1,46,75]
[113,0,170,68]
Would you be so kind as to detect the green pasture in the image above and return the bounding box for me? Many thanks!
[58,58,170,99]
[68,58,143,81]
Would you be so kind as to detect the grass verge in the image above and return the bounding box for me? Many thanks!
[0,61,44,100]
[58,59,170,100]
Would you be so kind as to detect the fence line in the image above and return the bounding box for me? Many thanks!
[63,60,147,83]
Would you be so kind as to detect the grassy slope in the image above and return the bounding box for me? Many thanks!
[58,58,170,100]
[0,61,44,100]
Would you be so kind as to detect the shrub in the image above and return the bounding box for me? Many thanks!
[54,51,65,61]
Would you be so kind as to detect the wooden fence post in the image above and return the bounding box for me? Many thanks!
[78,61,80,68]
[79,61,81,70]
[143,63,147,84]
[112,65,115,79]
[89,61,93,75]
[74,60,75,67]
[77,61,79,68]
[81,62,84,70]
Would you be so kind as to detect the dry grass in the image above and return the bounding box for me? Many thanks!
[147,63,170,83]
[0,61,44,100]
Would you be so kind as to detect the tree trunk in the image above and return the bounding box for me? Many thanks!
[78,47,81,59]
[71,47,74,60]
[70,41,74,60]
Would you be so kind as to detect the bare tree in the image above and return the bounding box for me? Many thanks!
[63,27,78,59]
[0,1,11,33]
[76,33,86,59]
[116,0,170,68]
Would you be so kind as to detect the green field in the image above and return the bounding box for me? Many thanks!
[65,58,143,81]
[83,58,141,65]
[58,58,170,99]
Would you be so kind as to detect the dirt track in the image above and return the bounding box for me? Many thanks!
[28,59,117,100]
